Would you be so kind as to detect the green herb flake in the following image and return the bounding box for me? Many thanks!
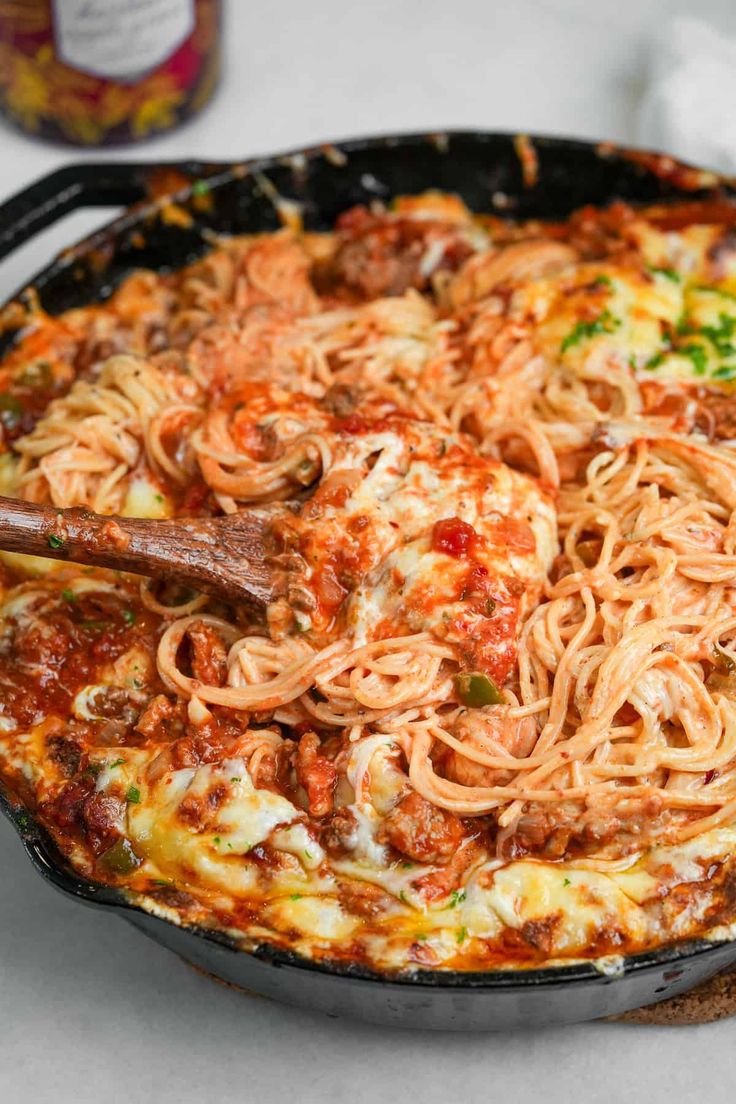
[213,835,221,846]
[154,493,164,504]
[643,350,667,371]
[647,264,680,283]
[153,878,174,887]
[680,343,708,376]
[191,179,210,197]
[108,757,125,769]
[456,927,468,945]
[593,273,613,289]
[447,889,467,909]
[712,364,736,380]
[415,933,428,942]
[47,533,64,549]
[694,284,736,303]
[289,893,303,901]
[125,784,141,804]
[401,861,414,870]
[454,671,503,708]
[399,890,409,904]
[61,587,77,603]
[699,311,736,353]
[560,309,620,354]
[563,877,572,887]
[230,776,242,784]
[122,609,136,626]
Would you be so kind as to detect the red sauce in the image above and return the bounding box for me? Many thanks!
[0,584,156,726]
[449,582,521,686]
[179,480,211,515]
[432,517,477,558]
[336,413,368,435]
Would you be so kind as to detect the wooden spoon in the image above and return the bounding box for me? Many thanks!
[0,496,275,606]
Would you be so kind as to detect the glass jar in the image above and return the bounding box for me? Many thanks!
[0,0,221,146]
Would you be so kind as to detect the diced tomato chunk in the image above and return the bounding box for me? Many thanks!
[432,517,477,558]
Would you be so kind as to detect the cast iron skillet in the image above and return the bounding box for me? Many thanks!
[1,131,736,1030]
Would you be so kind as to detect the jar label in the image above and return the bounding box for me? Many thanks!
[52,0,195,82]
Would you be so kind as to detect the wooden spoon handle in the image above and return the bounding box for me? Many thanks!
[0,496,274,606]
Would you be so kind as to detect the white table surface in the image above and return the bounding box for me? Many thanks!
[2,2,736,1100]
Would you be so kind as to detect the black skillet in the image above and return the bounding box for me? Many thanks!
[1,131,735,1030]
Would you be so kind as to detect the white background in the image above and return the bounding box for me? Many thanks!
[2,2,736,1101]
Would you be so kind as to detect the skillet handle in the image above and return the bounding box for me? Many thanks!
[0,161,208,264]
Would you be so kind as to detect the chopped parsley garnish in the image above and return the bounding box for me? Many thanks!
[456,927,468,945]
[415,933,428,942]
[108,757,125,769]
[646,340,710,377]
[694,284,736,302]
[401,861,414,870]
[47,533,64,549]
[230,776,242,783]
[563,877,571,887]
[698,312,736,356]
[676,312,736,362]
[593,273,613,288]
[447,889,467,909]
[712,364,736,380]
[399,890,409,904]
[154,493,164,504]
[560,309,620,353]
[679,343,708,376]
[122,609,136,626]
[213,835,221,846]
[61,587,77,603]
[191,179,210,197]
[125,784,141,804]
[647,264,680,283]
[289,893,303,901]
[153,879,174,887]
